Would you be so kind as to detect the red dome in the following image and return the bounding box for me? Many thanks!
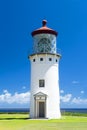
[31,20,58,36]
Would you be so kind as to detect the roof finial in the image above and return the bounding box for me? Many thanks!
[42,20,47,27]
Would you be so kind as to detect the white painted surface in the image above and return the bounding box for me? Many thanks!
[29,54,61,119]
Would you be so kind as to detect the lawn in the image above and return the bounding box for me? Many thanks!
[0,114,87,130]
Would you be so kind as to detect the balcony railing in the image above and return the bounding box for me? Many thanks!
[28,47,61,56]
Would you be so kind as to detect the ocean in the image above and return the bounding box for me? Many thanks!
[61,108,87,113]
[0,108,87,113]
[0,108,29,113]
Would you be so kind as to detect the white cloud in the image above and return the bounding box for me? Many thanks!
[72,97,87,104]
[60,94,72,102]
[72,80,79,84]
[3,89,8,93]
[60,90,64,94]
[22,86,26,89]
[1,89,87,107]
[80,91,84,94]
[0,90,30,104]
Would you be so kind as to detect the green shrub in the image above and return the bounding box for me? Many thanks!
[61,112,87,117]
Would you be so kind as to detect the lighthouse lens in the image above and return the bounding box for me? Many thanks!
[37,38,52,53]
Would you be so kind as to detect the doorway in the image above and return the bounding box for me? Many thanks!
[39,102,45,117]
[34,92,47,118]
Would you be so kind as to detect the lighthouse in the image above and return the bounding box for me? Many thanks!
[29,20,61,119]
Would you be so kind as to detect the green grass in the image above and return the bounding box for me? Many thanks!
[0,114,87,130]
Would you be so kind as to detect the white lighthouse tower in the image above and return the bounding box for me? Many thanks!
[29,20,61,119]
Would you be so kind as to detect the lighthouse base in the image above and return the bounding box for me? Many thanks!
[30,92,61,119]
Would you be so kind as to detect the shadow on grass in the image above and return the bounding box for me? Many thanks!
[0,117,30,120]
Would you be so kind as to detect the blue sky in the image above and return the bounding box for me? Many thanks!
[0,0,87,108]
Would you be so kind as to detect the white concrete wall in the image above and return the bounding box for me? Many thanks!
[30,54,61,119]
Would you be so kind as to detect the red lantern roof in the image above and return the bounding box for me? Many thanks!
[31,20,58,36]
